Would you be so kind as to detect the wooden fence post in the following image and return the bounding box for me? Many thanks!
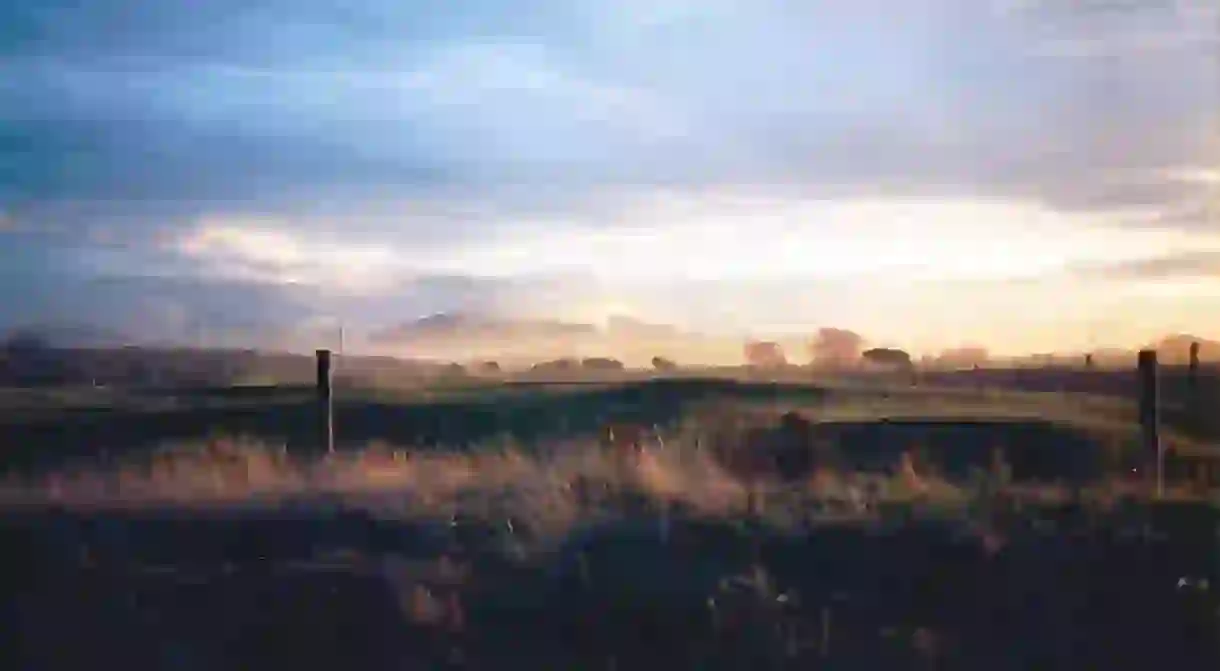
[317,349,334,454]
[1137,349,1162,497]
[1187,341,1206,441]
[1188,341,1200,391]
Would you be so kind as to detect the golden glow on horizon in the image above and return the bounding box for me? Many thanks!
[442,195,1220,282]
[175,191,1220,354]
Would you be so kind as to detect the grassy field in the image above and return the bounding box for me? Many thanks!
[0,373,1200,467]
[2,374,1219,669]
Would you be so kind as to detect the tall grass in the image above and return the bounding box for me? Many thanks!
[0,429,995,536]
[1,398,1211,543]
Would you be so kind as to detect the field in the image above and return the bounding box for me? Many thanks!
[2,370,1219,670]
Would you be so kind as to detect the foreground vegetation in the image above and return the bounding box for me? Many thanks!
[3,422,1219,669]
[3,377,1218,669]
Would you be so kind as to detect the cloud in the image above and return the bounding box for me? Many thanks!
[425,191,1220,283]
[175,223,410,293]
[0,270,314,345]
[4,0,1213,222]
[0,241,539,350]
[1071,251,1220,280]
[1009,0,1219,59]
[3,0,1218,354]
[1163,168,1220,187]
[8,182,1220,351]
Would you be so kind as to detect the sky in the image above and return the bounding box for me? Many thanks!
[1,0,1218,357]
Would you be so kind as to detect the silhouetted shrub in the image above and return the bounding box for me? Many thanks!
[743,341,786,368]
[862,347,913,370]
[581,357,625,371]
[651,356,678,372]
[808,327,865,369]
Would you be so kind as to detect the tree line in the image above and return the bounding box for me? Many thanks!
[744,328,990,371]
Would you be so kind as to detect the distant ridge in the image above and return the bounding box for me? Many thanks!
[1147,334,1220,364]
[369,312,598,345]
[0,323,136,349]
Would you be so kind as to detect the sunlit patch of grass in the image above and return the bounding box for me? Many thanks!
[0,416,1210,544]
[0,428,961,523]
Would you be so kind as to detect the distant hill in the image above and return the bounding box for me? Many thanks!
[369,312,598,345]
[1148,334,1220,364]
[0,343,452,389]
[1,323,136,349]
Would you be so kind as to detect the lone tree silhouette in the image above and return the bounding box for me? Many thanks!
[531,358,579,372]
[744,340,787,368]
[581,357,625,371]
[809,327,865,369]
[862,347,913,370]
[651,356,678,372]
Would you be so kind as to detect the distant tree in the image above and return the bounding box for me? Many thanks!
[582,357,625,371]
[744,341,787,368]
[862,347,913,370]
[441,362,467,378]
[531,358,579,372]
[651,356,678,372]
[1,330,50,355]
[0,331,66,385]
[809,328,865,369]
[478,361,502,374]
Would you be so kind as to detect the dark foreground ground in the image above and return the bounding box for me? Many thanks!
[3,500,1219,671]
[2,376,1218,669]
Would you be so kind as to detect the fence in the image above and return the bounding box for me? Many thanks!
[317,349,333,454]
[308,348,1218,494]
[1130,348,1218,495]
